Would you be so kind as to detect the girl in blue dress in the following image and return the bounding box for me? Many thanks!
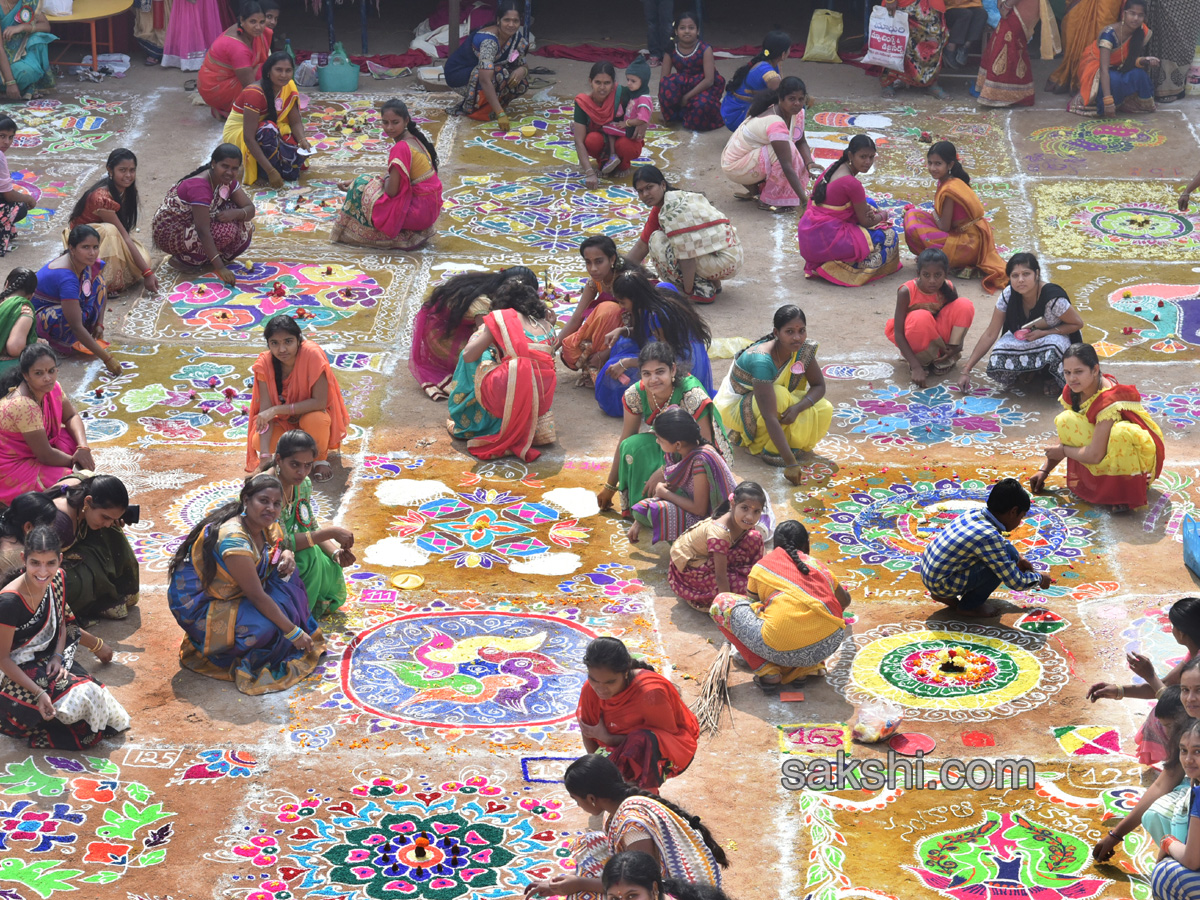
[33,226,119,376]
[595,270,713,418]
[720,29,790,131]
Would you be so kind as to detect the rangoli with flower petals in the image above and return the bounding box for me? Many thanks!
[1034,182,1200,261]
[833,383,1036,448]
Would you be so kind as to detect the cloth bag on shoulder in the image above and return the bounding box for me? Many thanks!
[659,190,739,260]
[861,5,909,71]
[801,10,843,63]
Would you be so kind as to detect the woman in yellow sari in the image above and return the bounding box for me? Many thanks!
[903,141,1007,293]
[1031,343,1164,509]
[221,51,309,188]
[710,520,850,690]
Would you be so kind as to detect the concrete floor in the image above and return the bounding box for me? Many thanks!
[0,21,1196,900]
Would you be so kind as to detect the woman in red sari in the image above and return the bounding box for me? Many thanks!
[460,281,557,462]
[577,636,699,791]
[572,62,647,190]
[196,3,270,118]
[975,0,1042,106]
[1031,343,1164,508]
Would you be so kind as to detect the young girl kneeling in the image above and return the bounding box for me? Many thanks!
[667,481,766,611]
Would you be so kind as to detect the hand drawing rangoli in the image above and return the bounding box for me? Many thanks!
[828,622,1069,722]
[1028,119,1165,159]
[817,475,1093,576]
[1034,182,1200,261]
[210,772,571,900]
[339,611,594,730]
[1122,607,1188,675]
[833,383,1035,447]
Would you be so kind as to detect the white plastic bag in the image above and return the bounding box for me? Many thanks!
[294,59,319,87]
[850,697,904,743]
[861,5,909,71]
[43,0,72,15]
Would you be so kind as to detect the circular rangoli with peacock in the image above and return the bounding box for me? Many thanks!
[828,622,1070,721]
[822,477,1091,574]
[340,611,595,730]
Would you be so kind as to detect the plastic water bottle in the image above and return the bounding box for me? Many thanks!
[1188,44,1200,97]
[285,38,295,62]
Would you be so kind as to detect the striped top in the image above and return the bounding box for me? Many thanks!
[608,795,722,888]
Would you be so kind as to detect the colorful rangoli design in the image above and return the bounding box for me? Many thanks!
[1028,119,1165,159]
[905,811,1111,900]
[1122,607,1188,676]
[0,756,173,896]
[340,611,594,730]
[820,476,1092,575]
[173,749,258,784]
[167,261,383,333]
[248,180,348,234]
[379,481,597,573]
[11,169,70,231]
[829,622,1070,722]
[833,383,1035,447]
[441,170,644,253]
[214,773,569,900]
[1052,726,1122,757]
[1107,283,1200,353]
[1034,182,1200,261]
[10,96,131,153]
[1142,386,1200,432]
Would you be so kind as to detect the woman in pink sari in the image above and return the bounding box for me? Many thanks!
[196,3,269,117]
[0,345,91,504]
[331,99,444,251]
[459,281,558,462]
[796,134,900,287]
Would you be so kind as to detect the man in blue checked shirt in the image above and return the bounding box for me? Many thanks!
[920,478,1053,618]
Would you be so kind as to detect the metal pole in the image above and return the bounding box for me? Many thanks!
[361,0,368,54]
[325,0,335,52]
[448,0,460,53]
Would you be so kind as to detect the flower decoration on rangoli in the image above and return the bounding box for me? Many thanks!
[225,777,570,900]
[1035,182,1200,261]
[830,622,1069,722]
[905,811,1111,900]
[820,477,1091,575]
[167,261,383,333]
[1142,386,1200,432]
[833,384,1034,447]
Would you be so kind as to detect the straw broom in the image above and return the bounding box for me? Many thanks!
[690,643,733,738]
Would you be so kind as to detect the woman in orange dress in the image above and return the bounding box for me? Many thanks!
[245,314,349,483]
[1045,0,1122,93]
[886,249,975,386]
[902,141,1007,293]
[576,636,699,790]
[196,2,269,118]
[558,236,627,375]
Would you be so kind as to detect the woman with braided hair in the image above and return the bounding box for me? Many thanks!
[710,519,851,691]
[601,852,737,900]
[525,754,727,899]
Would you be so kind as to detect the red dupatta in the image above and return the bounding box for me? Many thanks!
[1060,378,1165,504]
[575,87,619,129]
[467,308,557,462]
[577,669,699,775]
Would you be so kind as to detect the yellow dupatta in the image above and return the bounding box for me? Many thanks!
[222,79,299,186]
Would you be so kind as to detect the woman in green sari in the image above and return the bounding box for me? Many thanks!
[272,430,354,618]
[0,269,37,374]
[47,474,138,621]
[598,342,731,518]
[0,0,54,98]
[714,305,832,485]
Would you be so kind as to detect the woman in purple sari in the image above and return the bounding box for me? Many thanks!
[629,406,738,545]
[796,134,900,287]
[409,266,538,401]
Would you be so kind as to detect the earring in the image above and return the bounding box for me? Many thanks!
[238,505,246,517]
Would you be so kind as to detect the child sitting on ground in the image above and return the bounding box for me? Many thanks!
[667,481,765,612]
[0,117,34,257]
[1150,717,1200,899]
[885,248,975,388]
[601,54,653,176]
